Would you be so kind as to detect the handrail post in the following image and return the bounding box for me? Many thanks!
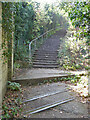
[28,27,60,59]
[46,32,47,38]
[42,36,43,43]
[34,40,36,49]
[29,43,31,58]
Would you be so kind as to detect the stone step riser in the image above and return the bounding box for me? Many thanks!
[39,48,59,51]
[33,64,58,67]
[33,56,58,58]
[33,66,58,68]
[33,53,57,55]
[33,55,57,57]
[34,53,58,55]
[33,57,58,60]
[33,59,57,61]
[33,63,58,65]
[35,50,59,53]
[33,61,57,63]
[33,60,56,63]
[13,74,74,86]
[33,54,57,56]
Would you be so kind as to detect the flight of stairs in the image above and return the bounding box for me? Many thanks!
[32,30,66,68]
[32,50,59,68]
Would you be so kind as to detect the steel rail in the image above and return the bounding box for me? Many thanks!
[22,89,68,103]
[29,27,60,58]
[30,28,54,43]
[24,97,74,115]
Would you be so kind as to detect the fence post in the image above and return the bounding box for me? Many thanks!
[28,27,58,59]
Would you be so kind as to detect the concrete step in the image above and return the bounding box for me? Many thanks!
[34,53,58,56]
[33,58,58,61]
[33,62,58,65]
[34,52,57,54]
[33,55,57,58]
[33,60,57,63]
[13,73,74,85]
[33,65,58,68]
[34,56,58,59]
[35,50,59,53]
[33,57,58,60]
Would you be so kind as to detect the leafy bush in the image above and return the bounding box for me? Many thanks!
[7,81,21,91]
[58,2,89,71]
[14,45,29,61]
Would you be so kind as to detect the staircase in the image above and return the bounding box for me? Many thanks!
[32,30,66,68]
[32,51,59,68]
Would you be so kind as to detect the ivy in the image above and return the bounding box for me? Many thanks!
[2,2,14,63]
[60,1,90,41]
[58,1,89,71]
[1,1,63,64]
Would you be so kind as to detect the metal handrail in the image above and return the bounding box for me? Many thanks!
[29,27,60,58]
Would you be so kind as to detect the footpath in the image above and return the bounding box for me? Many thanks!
[13,29,89,118]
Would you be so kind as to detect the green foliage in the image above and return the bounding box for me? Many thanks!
[2,2,14,63]
[13,2,63,63]
[1,97,22,119]
[7,81,21,91]
[60,1,89,43]
[1,104,10,119]
[14,45,29,61]
[38,75,80,85]
[1,1,68,69]
[14,2,36,44]
[84,66,90,70]
[2,2,62,62]
[1,104,20,119]
[59,75,80,84]
[58,1,89,71]
[14,62,21,69]
[1,81,22,119]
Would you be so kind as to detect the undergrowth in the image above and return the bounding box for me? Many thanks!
[7,81,21,91]
[58,29,89,71]
[38,75,80,85]
[1,81,23,119]
[38,74,89,98]
[69,75,89,97]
